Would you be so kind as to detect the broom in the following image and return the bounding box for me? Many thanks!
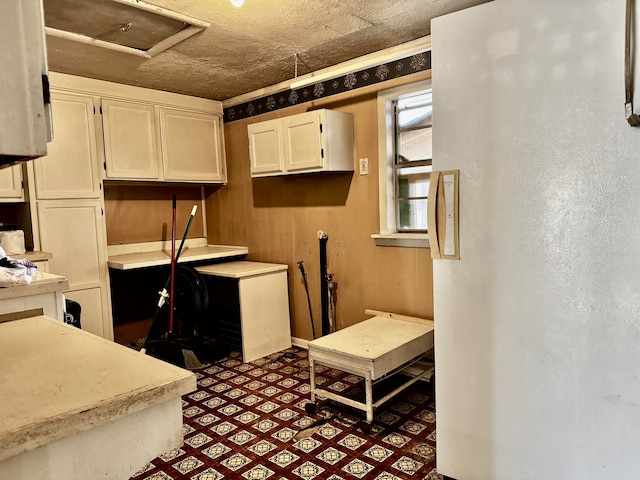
[167,196,202,370]
[141,198,202,369]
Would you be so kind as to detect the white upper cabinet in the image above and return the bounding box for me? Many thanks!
[33,93,101,199]
[282,111,325,172]
[101,99,161,180]
[102,102,226,183]
[247,118,283,176]
[159,108,226,183]
[248,109,354,177]
[0,165,24,201]
[43,72,226,184]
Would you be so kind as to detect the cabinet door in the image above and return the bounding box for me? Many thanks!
[102,99,161,180]
[248,119,284,176]
[33,93,101,199]
[281,110,323,172]
[37,199,113,340]
[64,287,109,339]
[0,165,24,201]
[159,108,226,182]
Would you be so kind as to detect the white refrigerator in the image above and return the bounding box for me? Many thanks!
[431,1,640,479]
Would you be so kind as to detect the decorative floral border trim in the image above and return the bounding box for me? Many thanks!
[223,51,431,123]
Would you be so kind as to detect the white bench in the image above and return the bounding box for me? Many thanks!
[306,310,434,431]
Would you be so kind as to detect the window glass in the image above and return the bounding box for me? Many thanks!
[397,128,432,162]
[393,91,432,232]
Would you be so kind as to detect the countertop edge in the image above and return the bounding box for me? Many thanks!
[0,372,197,462]
[108,245,249,270]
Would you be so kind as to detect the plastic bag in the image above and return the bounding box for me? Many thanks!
[0,230,26,255]
[0,246,37,287]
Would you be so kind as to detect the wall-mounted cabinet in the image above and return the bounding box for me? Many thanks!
[32,93,102,200]
[248,109,354,177]
[159,108,226,182]
[102,101,226,183]
[0,166,24,202]
[101,99,161,180]
[17,72,226,341]
[28,89,113,340]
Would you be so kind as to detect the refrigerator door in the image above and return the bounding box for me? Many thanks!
[0,0,51,165]
[432,1,640,479]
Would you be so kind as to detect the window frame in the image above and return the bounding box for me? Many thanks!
[373,80,432,248]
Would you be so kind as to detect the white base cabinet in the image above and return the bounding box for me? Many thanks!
[248,109,354,177]
[196,261,291,363]
[36,200,113,339]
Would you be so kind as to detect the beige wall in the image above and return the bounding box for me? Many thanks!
[206,75,434,340]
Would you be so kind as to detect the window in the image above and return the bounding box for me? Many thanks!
[394,92,432,232]
[374,81,431,247]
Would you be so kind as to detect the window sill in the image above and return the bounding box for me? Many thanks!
[371,233,430,248]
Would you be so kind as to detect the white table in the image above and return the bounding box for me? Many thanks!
[196,261,291,362]
[307,314,434,430]
[0,316,196,480]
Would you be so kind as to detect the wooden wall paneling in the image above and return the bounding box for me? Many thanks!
[342,93,381,328]
[103,184,204,245]
[208,82,433,340]
[374,245,420,317]
[416,248,434,318]
[217,185,232,245]
[227,120,250,245]
[204,187,222,243]
[290,214,321,339]
[281,205,296,333]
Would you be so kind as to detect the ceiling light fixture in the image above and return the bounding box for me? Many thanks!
[230,0,244,7]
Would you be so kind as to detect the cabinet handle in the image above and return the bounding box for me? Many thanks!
[428,170,460,260]
[427,171,441,259]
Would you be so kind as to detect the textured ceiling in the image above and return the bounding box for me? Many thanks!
[43,0,488,101]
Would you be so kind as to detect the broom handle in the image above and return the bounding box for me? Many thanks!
[168,194,177,337]
[157,204,198,306]
[142,203,198,350]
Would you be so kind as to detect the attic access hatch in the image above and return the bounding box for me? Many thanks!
[43,0,209,58]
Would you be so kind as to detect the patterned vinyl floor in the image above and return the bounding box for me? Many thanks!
[130,347,442,480]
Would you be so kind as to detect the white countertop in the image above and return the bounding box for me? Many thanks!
[196,261,288,279]
[0,316,196,462]
[107,244,248,270]
[0,271,68,301]
[7,251,52,262]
